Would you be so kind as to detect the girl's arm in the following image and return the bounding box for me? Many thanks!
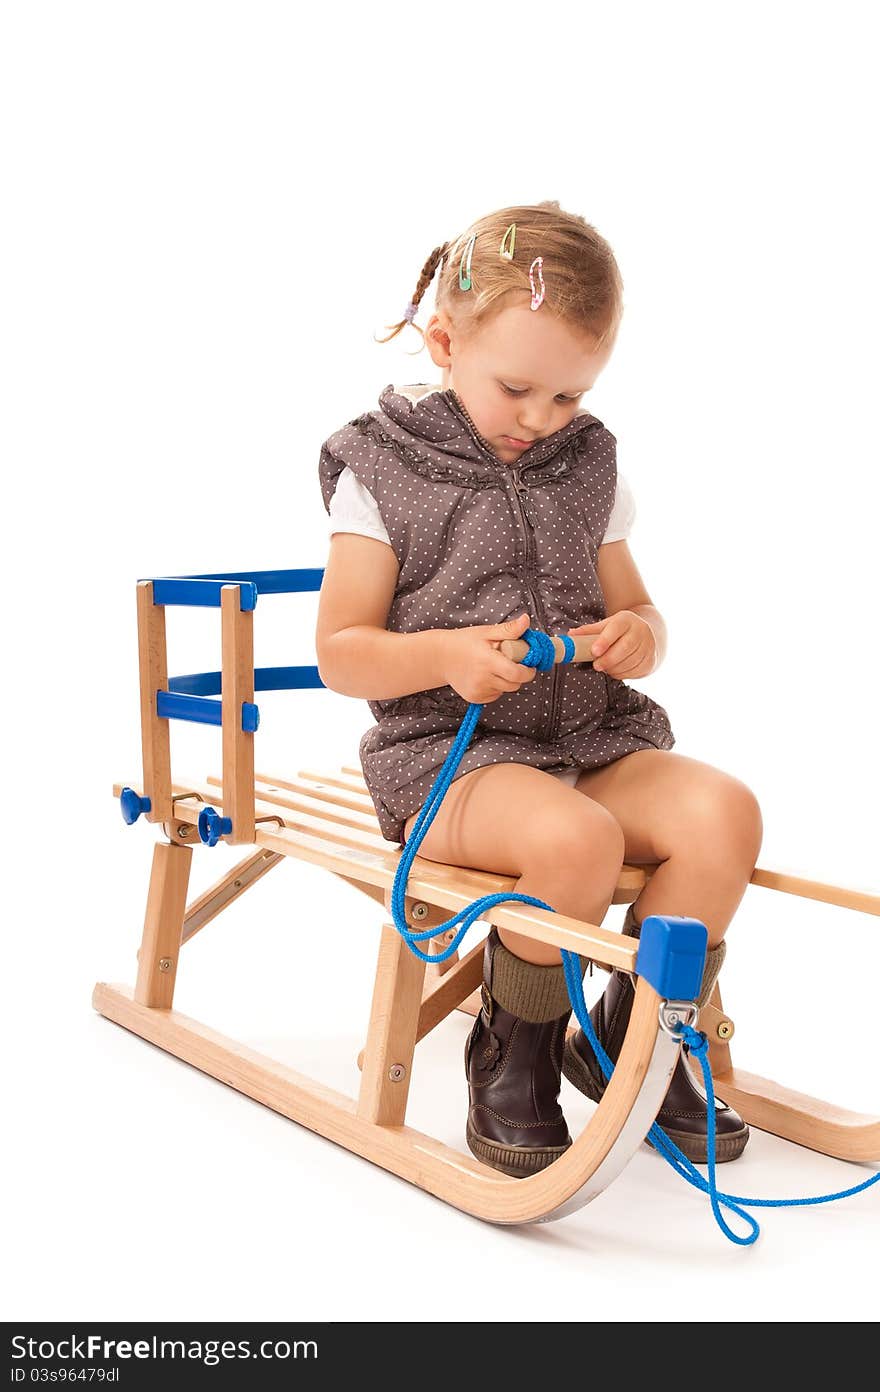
[316,533,450,700]
[596,540,668,670]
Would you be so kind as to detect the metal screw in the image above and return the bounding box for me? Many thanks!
[717,1019,734,1040]
[410,902,429,921]
[233,880,242,889]
[177,824,190,838]
[667,1010,680,1026]
[158,957,173,972]
[388,1064,407,1082]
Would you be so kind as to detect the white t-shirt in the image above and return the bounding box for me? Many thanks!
[329,432,636,546]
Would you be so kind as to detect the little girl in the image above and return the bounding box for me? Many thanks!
[315,201,763,1178]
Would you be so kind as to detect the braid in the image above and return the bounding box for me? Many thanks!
[374,240,452,345]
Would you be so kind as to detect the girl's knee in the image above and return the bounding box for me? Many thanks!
[527,799,625,877]
[679,773,764,862]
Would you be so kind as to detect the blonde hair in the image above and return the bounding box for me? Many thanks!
[376,200,623,350]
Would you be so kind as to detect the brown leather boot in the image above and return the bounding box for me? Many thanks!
[561,906,749,1163]
[465,927,585,1178]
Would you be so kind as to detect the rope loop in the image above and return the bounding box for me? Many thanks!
[521,626,556,670]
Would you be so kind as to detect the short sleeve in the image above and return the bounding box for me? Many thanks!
[602,471,636,544]
[328,466,393,546]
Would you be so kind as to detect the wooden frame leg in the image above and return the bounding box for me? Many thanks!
[357,923,426,1126]
[135,842,192,1008]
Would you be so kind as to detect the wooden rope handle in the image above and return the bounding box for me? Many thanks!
[498,634,598,665]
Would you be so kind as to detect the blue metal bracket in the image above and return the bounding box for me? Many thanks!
[635,915,708,1002]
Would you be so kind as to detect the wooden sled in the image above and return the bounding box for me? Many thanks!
[94,571,880,1227]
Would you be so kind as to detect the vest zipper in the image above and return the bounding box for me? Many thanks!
[449,390,563,743]
[511,467,561,743]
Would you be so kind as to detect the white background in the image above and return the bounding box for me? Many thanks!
[3,1,878,1324]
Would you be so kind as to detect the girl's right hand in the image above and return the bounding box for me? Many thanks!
[439,612,538,704]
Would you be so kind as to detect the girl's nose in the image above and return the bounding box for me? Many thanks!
[518,409,550,437]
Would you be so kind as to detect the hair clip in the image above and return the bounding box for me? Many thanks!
[529,256,545,311]
[499,223,516,260]
[459,233,476,291]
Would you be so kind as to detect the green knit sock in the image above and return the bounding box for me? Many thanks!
[488,931,586,1023]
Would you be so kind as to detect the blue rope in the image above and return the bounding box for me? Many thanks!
[390,629,570,964]
[563,951,880,1243]
[390,626,880,1245]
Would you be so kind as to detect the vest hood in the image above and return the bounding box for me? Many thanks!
[375,382,603,475]
[319,382,611,515]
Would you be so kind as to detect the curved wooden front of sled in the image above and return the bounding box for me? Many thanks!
[92,977,675,1226]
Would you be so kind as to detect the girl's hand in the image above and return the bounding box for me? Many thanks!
[440,611,538,705]
[566,611,657,680]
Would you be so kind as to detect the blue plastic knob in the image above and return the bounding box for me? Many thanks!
[197,805,233,847]
[120,787,152,825]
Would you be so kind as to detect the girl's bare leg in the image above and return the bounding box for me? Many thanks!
[572,749,764,947]
[402,762,626,965]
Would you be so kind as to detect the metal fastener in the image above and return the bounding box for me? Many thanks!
[158,957,173,972]
[716,1019,734,1040]
[388,1064,407,1082]
[658,1000,699,1039]
[410,902,429,921]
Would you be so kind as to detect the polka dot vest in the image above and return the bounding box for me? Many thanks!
[319,383,674,845]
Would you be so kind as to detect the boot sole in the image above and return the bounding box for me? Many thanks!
[562,1038,750,1163]
[561,1035,605,1103]
[465,1122,571,1178]
[647,1123,750,1165]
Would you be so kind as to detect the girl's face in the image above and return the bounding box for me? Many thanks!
[425,299,616,463]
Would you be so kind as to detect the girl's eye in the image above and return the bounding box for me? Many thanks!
[500,384,579,403]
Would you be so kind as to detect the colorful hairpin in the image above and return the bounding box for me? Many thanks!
[459,233,476,291]
[500,223,516,260]
[529,256,545,311]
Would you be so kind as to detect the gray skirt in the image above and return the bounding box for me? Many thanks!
[360,677,674,846]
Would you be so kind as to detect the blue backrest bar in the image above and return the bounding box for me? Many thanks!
[252,665,325,691]
[157,691,224,727]
[168,665,325,695]
[146,568,325,610]
[156,690,260,732]
[150,579,259,611]
[187,569,325,594]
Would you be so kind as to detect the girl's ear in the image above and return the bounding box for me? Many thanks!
[424,312,453,370]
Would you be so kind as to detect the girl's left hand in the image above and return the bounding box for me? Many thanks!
[566,611,657,679]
